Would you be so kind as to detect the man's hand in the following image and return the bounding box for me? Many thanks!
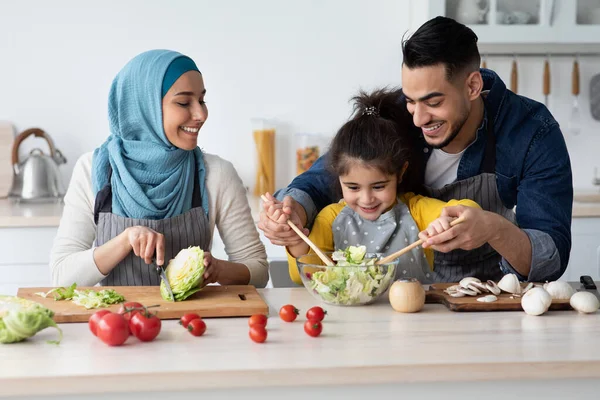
[258,192,308,246]
[419,205,493,252]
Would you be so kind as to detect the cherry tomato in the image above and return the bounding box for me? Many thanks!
[130,311,162,342]
[118,301,144,334]
[304,320,323,337]
[279,304,299,322]
[97,313,129,346]
[248,314,268,328]
[306,306,327,322]
[249,326,267,343]
[188,318,207,336]
[89,310,111,336]
[179,313,201,328]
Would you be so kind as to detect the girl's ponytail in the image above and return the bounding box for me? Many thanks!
[329,87,423,194]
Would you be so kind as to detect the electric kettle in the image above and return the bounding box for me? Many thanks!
[9,128,67,202]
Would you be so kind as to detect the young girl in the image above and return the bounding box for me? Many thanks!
[273,88,479,285]
[50,50,268,288]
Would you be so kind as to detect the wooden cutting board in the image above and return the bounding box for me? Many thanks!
[16,285,269,323]
[426,283,572,312]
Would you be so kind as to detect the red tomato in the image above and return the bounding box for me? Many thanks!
[304,320,323,337]
[279,304,299,322]
[248,314,268,328]
[306,306,327,322]
[188,318,207,336]
[89,310,111,336]
[130,312,162,342]
[249,326,267,343]
[179,313,201,328]
[97,313,129,346]
[117,301,144,334]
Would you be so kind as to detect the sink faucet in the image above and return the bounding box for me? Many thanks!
[594,167,600,186]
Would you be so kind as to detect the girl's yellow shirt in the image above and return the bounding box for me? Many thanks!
[286,193,480,285]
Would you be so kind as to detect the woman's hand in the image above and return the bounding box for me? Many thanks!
[125,226,165,265]
[202,252,222,285]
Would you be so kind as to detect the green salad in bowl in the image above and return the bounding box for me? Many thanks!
[297,245,397,306]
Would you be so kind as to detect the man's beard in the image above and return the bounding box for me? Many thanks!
[428,111,469,150]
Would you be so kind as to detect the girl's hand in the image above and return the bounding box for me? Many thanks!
[258,192,309,247]
[202,252,222,285]
[125,226,165,265]
[418,216,453,244]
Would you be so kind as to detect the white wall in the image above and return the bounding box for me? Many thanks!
[2,0,599,192]
[0,0,409,192]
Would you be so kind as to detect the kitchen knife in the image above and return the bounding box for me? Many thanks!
[577,275,600,302]
[154,258,175,302]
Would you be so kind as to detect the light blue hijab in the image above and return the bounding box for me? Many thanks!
[92,50,208,220]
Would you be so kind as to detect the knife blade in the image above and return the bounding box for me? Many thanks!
[577,275,600,302]
[154,258,175,302]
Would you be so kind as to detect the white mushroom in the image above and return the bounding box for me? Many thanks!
[543,281,575,300]
[449,291,466,298]
[457,287,478,296]
[459,277,481,289]
[521,287,552,316]
[466,284,482,294]
[570,292,600,314]
[468,281,489,293]
[444,284,461,293]
[477,295,498,303]
[497,273,521,294]
[522,282,534,294]
[485,280,501,295]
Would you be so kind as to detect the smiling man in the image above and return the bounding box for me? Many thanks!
[259,16,573,283]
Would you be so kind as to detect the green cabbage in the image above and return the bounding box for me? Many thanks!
[35,283,125,309]
[308,246,395,305]
[160,246,205,301]
[0,296,62,344]
[71,289,125,309]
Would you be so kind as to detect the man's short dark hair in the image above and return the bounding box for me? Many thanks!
[402,16,481,81]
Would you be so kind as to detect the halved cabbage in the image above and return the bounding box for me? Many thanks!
[0,295,62,344]
[160,246,205,301]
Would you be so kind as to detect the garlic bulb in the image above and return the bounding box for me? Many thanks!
[497,273,521,294]
[543,281,575,300]
[521,287,552,316]
[569,292,600,314]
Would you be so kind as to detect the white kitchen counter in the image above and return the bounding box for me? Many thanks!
[0,198,63,227]
[2,287,600,399]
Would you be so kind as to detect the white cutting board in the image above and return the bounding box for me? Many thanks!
[0,122,15,198]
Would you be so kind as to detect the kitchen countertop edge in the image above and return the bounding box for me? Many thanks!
[3,360,600,397]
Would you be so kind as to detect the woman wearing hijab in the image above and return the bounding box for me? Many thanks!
[50,50,268,288]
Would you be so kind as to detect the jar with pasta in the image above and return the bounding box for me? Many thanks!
[252,118,276,196]
[295,133,321,176]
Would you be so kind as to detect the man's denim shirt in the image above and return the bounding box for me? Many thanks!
[276,69,573,282]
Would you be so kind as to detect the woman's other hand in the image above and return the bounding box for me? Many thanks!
[125,226,165,265]
[202,252,221,285]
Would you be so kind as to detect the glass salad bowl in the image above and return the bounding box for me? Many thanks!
[296,249,397,306]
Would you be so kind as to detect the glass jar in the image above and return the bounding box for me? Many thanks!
[295,133,321,176]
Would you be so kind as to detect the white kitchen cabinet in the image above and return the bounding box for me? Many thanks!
[413,0,600,44]
[562,217,600,281]
[0,227,56,295]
